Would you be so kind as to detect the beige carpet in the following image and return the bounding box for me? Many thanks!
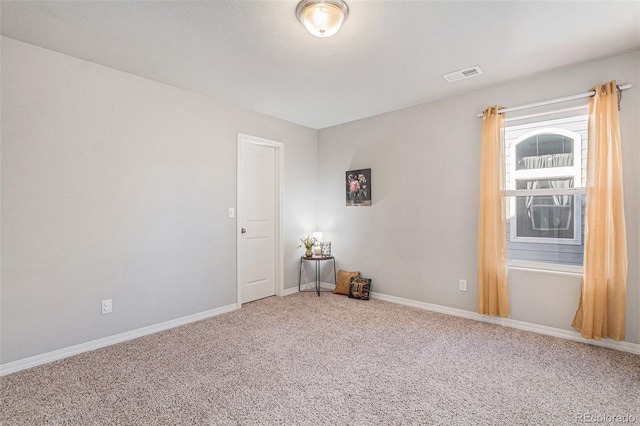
[1,292,639,425]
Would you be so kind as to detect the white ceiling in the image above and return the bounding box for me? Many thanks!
[1,1,639,129]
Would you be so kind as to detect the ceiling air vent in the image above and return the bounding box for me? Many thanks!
[443,66,483,83]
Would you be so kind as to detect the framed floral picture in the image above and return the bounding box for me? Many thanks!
[346,168,371,206]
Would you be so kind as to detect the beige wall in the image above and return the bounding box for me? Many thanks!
[0,37,318,363]
[317,50,640,344]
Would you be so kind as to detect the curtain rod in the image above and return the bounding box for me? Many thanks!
[475,84,632,118]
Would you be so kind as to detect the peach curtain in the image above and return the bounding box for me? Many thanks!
[478,106,510,317]
[572,81,628,341]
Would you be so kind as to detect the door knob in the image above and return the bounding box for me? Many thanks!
[241,228,246,234]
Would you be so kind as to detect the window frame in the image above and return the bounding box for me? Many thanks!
[506,127,584,245]
[503,115,588,272]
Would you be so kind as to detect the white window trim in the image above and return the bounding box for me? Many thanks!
[505,187,586,197]
[507,127,583,245]
[508,259,583,275]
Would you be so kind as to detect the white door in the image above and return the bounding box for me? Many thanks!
[237,135,279,304]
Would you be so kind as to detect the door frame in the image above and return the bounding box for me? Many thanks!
[236,133,284,307]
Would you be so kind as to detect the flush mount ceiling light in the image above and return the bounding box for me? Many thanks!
[296,0,349,38]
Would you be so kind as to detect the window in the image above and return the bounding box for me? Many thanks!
[505,116,587,271]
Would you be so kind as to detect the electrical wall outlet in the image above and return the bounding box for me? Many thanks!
[459,279,467,292]
[101,299,112,315]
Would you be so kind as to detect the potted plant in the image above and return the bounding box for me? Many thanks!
[298,235,317,258]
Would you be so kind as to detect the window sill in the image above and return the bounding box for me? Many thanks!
[508,260,583,276]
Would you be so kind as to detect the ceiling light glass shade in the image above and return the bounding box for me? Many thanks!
[296,0,349,37]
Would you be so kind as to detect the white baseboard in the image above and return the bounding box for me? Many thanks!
[5,287,637,377]
[369,291,640,355]
[320,282,335,290]
[282,286,301,296]
[0,303,238,376]
[285,282,334,294]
